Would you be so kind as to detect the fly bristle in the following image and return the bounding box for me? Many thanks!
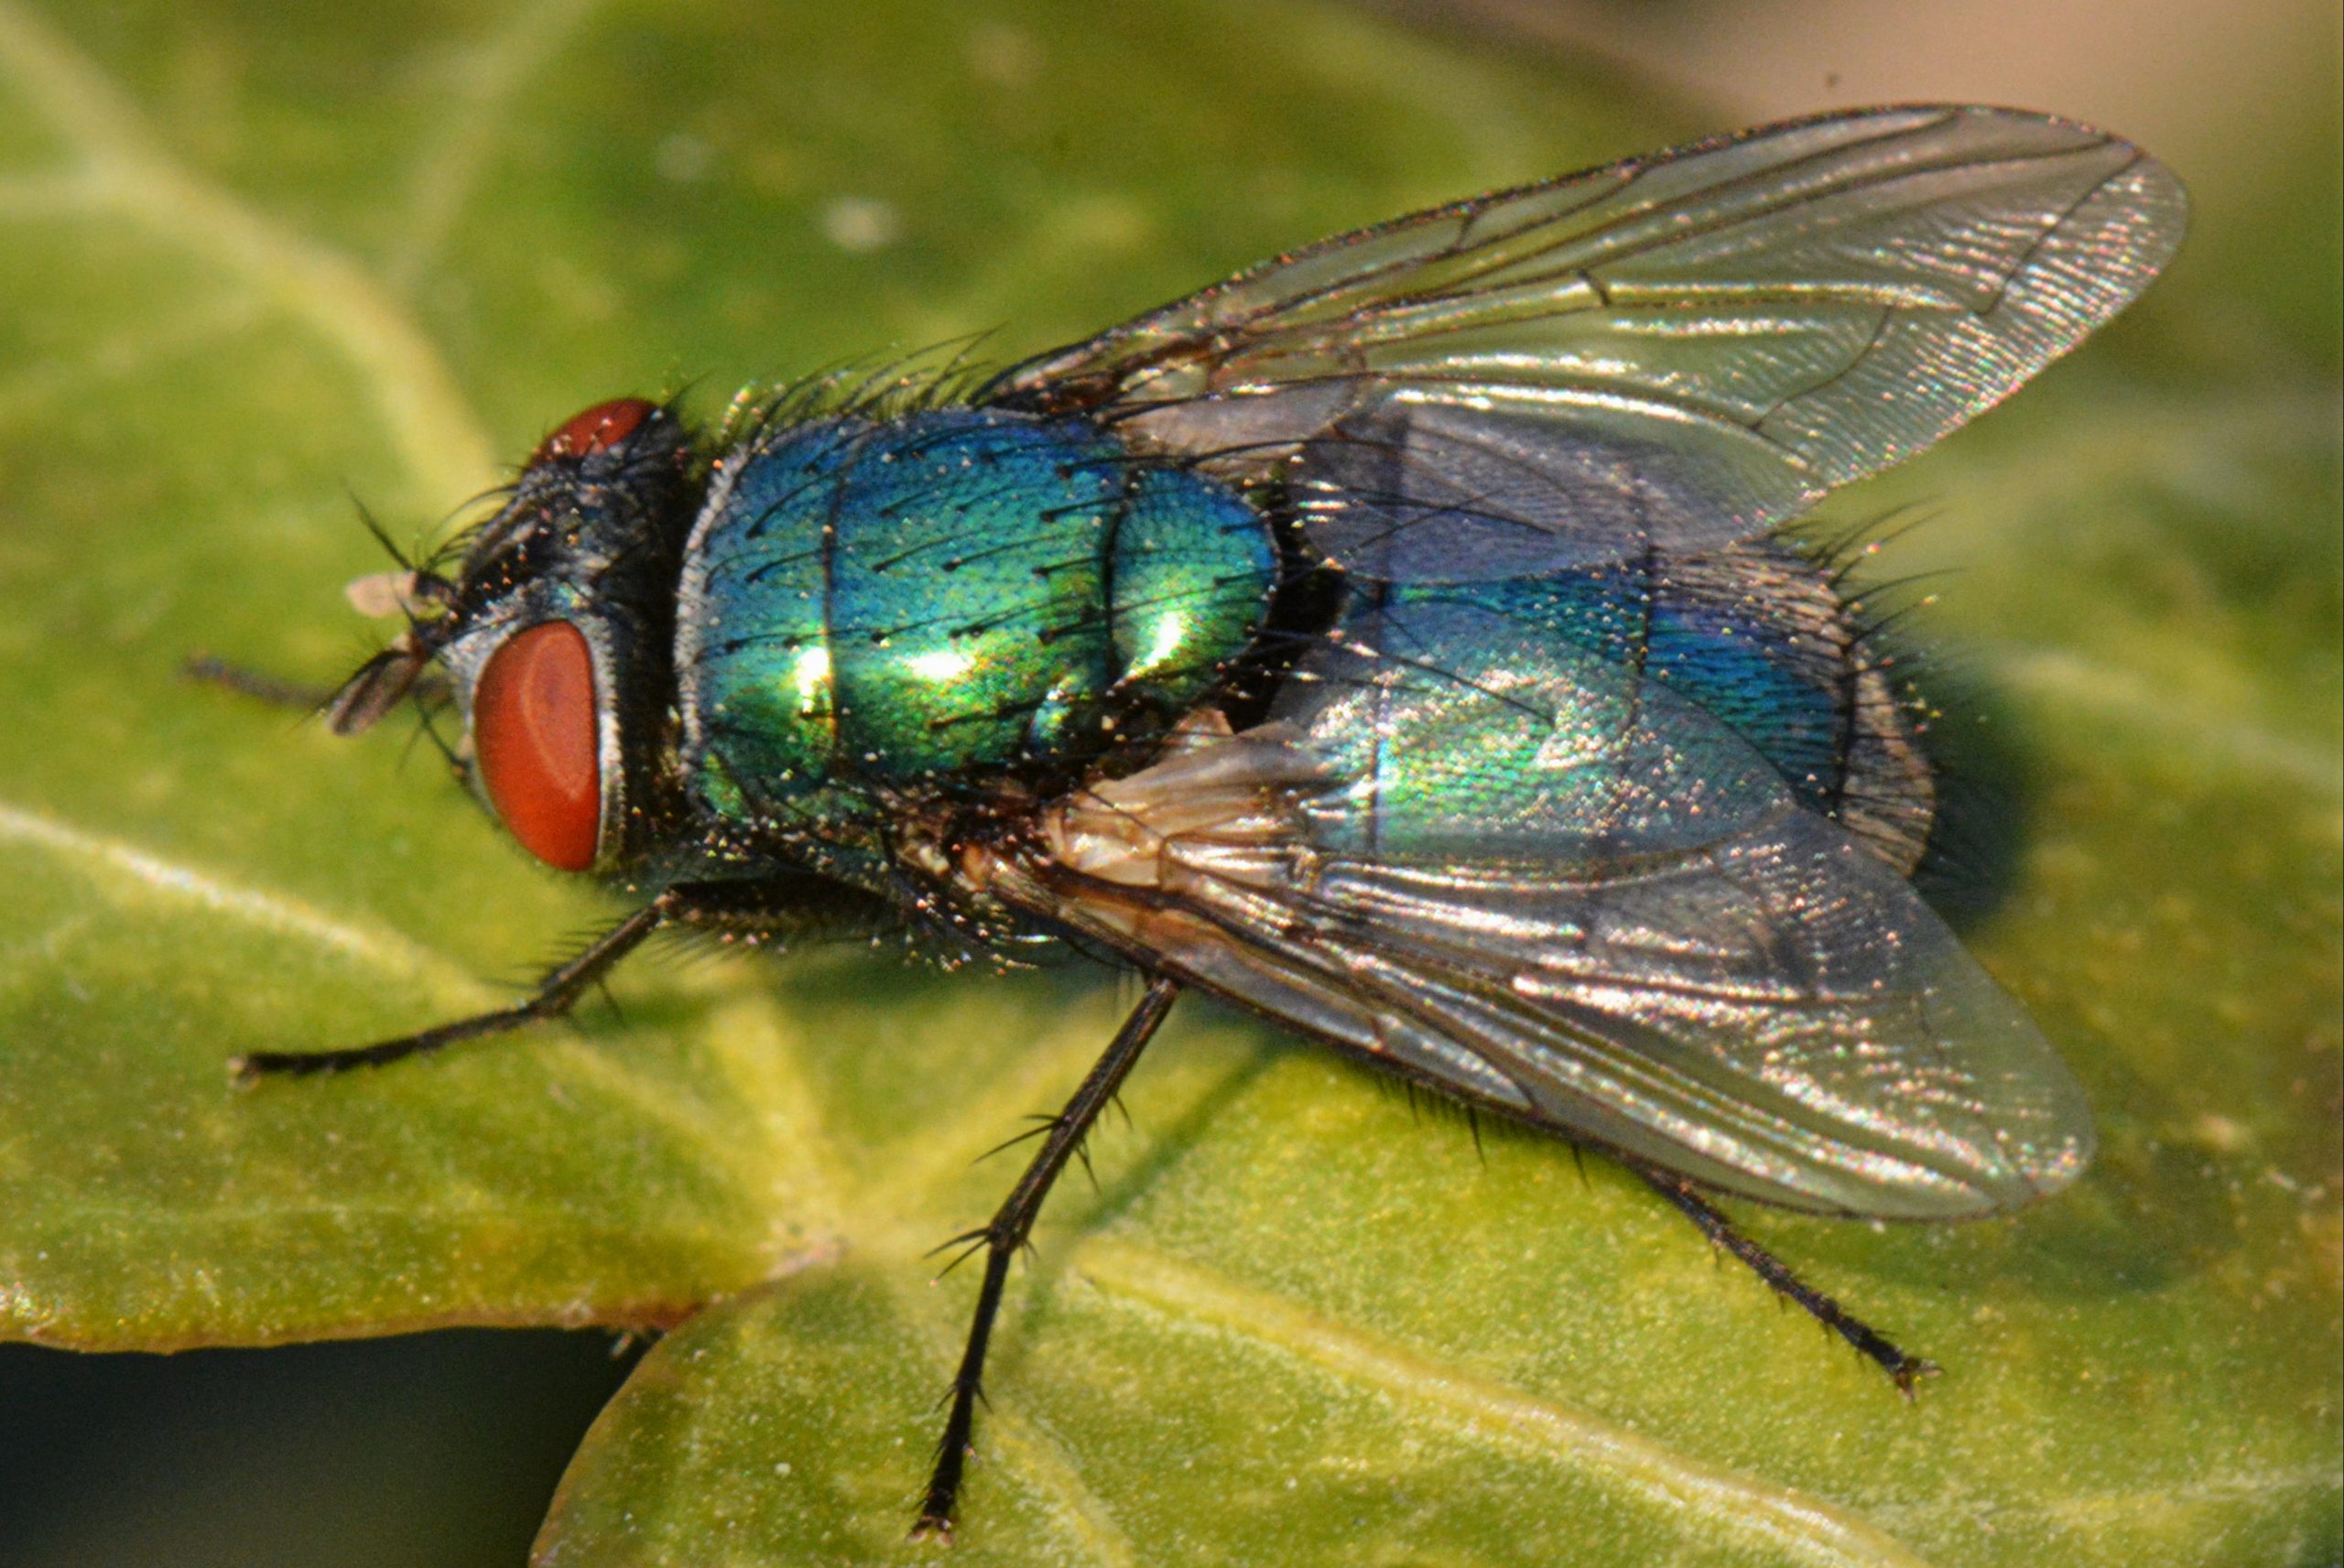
[720,335,1004,450]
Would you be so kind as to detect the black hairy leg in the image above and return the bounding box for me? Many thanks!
[233,892,680,1080]
[182,654,341,712]
[913,976,1182,1540]
[232,871,902,1082]
[1635,1166,1937,1395]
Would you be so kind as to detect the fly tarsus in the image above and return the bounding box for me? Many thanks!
[912,976,1181,1539]
[1636,1166,1937,1395]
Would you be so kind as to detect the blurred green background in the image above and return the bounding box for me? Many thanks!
[0,1,2335,1564]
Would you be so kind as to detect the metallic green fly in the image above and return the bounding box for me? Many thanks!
[233,106,2187,1536]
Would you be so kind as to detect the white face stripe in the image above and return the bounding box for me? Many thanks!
[578,618,625,870]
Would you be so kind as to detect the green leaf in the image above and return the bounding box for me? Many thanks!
[0,2,2335,1564]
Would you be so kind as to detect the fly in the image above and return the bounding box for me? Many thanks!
[220,106,2187,1538]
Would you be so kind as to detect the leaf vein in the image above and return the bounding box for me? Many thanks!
[1074,1238,1938,1568]
[0,798,478,988]
[0,0,495,499]
[387,0,606,289]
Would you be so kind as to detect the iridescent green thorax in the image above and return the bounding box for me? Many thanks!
[674,407,1275,847]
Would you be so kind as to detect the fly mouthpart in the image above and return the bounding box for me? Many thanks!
[325,634,430,736]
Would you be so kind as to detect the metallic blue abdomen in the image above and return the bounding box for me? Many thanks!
[1283,547,1927,868]
[676,408,1275,819]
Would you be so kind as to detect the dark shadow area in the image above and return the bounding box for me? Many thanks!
[1908,654,2038,935]
[0,1329,641,1568]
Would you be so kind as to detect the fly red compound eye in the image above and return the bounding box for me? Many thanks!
[534,397,657,463]
[472,621,600,871]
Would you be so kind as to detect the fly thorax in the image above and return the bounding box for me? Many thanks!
[671,406,1275,849]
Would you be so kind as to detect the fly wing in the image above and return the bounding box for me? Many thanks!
[984,106,2186,581]
[988,592,2091,1219]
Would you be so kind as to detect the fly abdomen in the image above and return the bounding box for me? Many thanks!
[675,406,1275,830]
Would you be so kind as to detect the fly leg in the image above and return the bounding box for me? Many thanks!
[913,976,1182,1541]
[182,655,341,711]
[185,652,452,730]
[233,892,678,1080]
[1634,1168,1936,1395]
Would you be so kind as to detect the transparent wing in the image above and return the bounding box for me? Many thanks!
[991,593,2092,1218]
[986,105,2186,580]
